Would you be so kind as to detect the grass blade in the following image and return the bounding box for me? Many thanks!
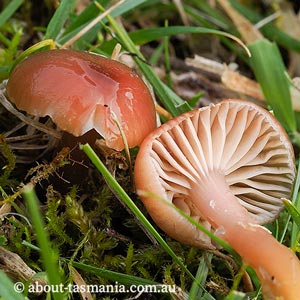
[189,253,214,300]
[282,199,300,232]
[248,39,296,132]
[58,0,108,48]
[224,291,246,300]
[22,184,64,300]
[279,159,300,246]
[71,261,159,286]
[11,39,55,71]
[58,0,148,46]
[44,0,77,40]
[0,270,26,300]
[101,26,250,50]
[0,0,24,28]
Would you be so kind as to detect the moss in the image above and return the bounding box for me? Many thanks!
[0,135,16,188]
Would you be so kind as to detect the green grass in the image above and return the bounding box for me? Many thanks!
[1,1,300,300]
[22,184,64,300]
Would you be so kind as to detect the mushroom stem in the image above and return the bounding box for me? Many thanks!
[189,172,300,300]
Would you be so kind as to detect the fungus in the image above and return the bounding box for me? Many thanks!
[6,49,156,151]
[135,99,300,299]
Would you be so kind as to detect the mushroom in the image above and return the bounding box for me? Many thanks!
[6,49,157,151]
[134,99,300,299]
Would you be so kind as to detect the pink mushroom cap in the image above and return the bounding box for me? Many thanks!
[6,49,157,150]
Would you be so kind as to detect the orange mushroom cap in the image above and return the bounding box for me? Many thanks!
[135,99,300,299]
[6,49,157,150]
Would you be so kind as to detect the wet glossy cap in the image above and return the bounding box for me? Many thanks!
[6,49,157,150]
[134,99,295,249]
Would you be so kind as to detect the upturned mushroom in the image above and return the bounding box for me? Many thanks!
[5,49,157,151]
[135,99,300,299]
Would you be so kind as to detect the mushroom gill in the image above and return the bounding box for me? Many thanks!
[135,99,295,249]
